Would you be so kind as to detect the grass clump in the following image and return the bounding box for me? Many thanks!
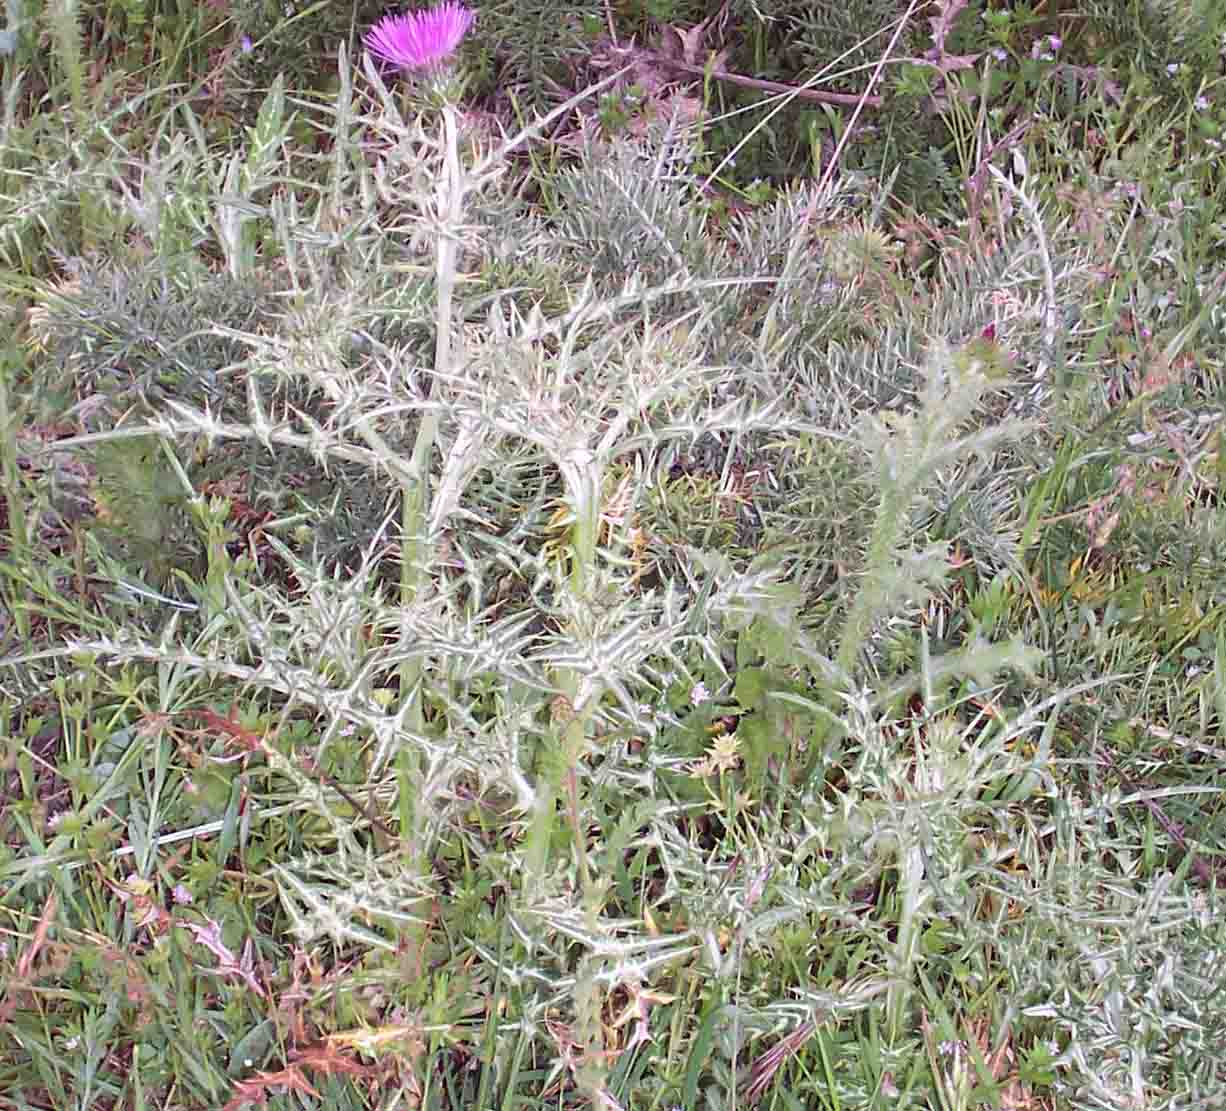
[2,1,1226,1109]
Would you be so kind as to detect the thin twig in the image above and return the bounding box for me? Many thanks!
[750,0,922,356]
[803,0,925,229]
[650,54,883,109]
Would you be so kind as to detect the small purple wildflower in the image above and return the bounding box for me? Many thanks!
[365,3,474,72]
[1030,36,1059,61]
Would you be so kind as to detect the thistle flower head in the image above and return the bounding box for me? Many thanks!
[365,3,474,72]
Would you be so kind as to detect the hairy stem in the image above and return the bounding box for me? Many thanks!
[398,100,464,853]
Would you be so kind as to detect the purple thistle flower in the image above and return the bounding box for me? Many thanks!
[365,3,474,72]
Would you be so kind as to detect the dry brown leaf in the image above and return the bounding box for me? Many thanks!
[662,22,705,66]
[0,890,59,1022]
[15,889,58,981]
[293,1040,372,1078]
[223,1065,319,1110]
[327,1022,427,1057]
[189,706,268,756]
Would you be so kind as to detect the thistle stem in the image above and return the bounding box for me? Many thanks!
[398,100,463,853]
[525,460,601,887]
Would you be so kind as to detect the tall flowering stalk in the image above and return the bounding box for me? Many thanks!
[361,5,639,896]
[364,3,474,857]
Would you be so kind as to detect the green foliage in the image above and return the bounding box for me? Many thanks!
[45,0,84,120]
[87,437,196,585]
[458,0,608,112]
[1079,0,1226,78]
[229,0,385,104]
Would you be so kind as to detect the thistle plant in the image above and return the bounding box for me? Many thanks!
[10,2,1226,1104]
